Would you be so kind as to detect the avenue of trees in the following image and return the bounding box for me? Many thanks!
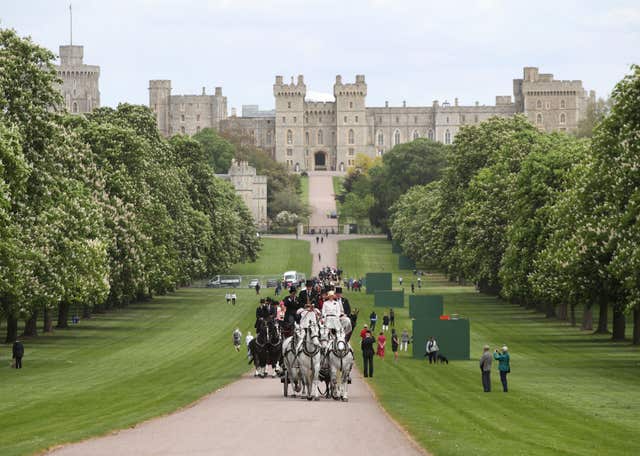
[0,29,260,342]
[389,66,640,344]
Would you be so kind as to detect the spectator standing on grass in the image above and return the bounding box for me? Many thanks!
[389,308,395,328]
[391,329,399,362]
[255,281,261,295]
[245,331,254,360]
[361,330,375,377]
[360,324,369,339]
[225,292,231,304]
[399,277,403,287]
[231,291,237,305]
[426,336,439,364]
[494,346,511,392]
[377,331,386,359]
[411,283,415,293]
[382,314,389,332]
[480,345,492,392]
[233,328,242,351]
[12,340,24,369]
[418,276,422,288]
[369,310,378,331]
[400,329,410,351]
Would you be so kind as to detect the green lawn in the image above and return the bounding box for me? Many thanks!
[0,238,309,456]
[300,175,309,206]
[339,238,640,456]
[332,175,345,224]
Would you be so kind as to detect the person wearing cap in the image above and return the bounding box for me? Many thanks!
[334,286,353,338]
[480,345,492,392]
[493,345,510,392]
[283,286,299,324]
[12,339,24,369]
[321,290,344,335]
[297,279,318,309]
[361,330,376,377]
[255,298,270,328]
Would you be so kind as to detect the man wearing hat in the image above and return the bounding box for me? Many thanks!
[334,287,353,340]
[479,345,492,392]
[255,298,270,328]
[283,287,299,325]
[297,279,318,310]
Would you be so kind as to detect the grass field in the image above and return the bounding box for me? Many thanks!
[0,238,310,456]
[339,238,640,456]
[300,175,309,207]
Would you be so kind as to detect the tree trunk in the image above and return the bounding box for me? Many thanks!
[570,303,577,326]
[82,304,92,319]
[43,306,53,332]
[611,306,626,341]
[582,304,593,331]
[557,302,568,321]
[5,314,18,343]
[545,302,556,318]
[23,310,38,337]
[57,302,70,329]
[633,307,640,345]
[595,299,609,334]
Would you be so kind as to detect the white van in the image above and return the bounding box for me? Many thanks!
[283,270,305,287]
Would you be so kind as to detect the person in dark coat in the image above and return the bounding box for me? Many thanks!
[480,345,492,392]
[361,330,376,378]
[335,287,350,316]
[369,311,378,332]
[389,308,395,328]
[283,287,299,324]
[12,340,24,369]
[297,280,318,309]
[255,299,270,328]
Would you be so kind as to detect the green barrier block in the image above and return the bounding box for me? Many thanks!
[391,240,402,253]
[411,318,470,360]
[398,254,416,269]
[409,295,444,319]
[374,290,404,308]
[365,272,392,294]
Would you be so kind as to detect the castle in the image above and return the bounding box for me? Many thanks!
[53,45,100,113]
[151,67,594,172]
[216,160,268,230]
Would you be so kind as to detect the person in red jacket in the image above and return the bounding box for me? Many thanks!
[360,324,369,339]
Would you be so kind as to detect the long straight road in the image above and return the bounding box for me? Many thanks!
[48,172,425,456]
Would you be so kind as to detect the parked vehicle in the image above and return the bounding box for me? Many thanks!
[206,275,242,288]
[248,278,260,289]
[283,270,305,287]
[266,278,279,288]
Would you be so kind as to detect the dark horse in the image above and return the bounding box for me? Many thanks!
[249,318,282,378]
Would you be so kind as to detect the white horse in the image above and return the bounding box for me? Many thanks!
[297,321,322,401]
[282,324,305,397]
[327,329,354,401]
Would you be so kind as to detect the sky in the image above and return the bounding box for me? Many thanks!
[2,0,639,111]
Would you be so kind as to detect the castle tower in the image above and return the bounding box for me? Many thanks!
[149,80,172,136]
[334,75,367,171]
[274,75,306,171]
[54,45,100,114]
[212,87,228,128]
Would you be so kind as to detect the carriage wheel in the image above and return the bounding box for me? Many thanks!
[283,370,289,397]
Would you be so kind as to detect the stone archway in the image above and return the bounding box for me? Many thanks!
[314,151,327,170]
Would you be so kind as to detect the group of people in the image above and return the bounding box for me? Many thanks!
[368,309,396,332]
[480,345,511,392]
[357,325,412,376]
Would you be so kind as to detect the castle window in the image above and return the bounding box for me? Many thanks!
[560,113,566,124]
[394,129,401,146]
[396,116,399,123]
[546,102,551,110]
[318,130,324,145]
[474,115,479,123]
[72,102,78,113]
[378,117,382,123]
[305,132,309,145]
[461,115,466,124]
[444,130,451,144]
[537,113,543,124]
[282,116,286,123]
[355,115,359,123]
[181,114,185,122]
[319,117,322,123]
[414,116,418,124]
[446,116,449,124]
[288,102,291,109]
[560,99,566,109]
[196,126,201,133]
[197,114,200,121]
[536,99,542,109]
[344,116,347,123]
[181,126,185,134]
[377,131,384,146]
[348,148,354,156]
[412,130,419,140]
[348,129,355,145]
[349,101,353,109]
[287,130,293,144]
[331,131,335,145]
[181,103,185,111]
[294,116,297,123]
[428,129,434,140]
[287,148,293,156]
[266,131,272,145]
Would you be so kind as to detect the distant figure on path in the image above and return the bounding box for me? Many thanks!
[231,291,237,305]
[480,345,492,392]
[425,336,439,364]
[494,346,511,392]
[377,332,386,359]
[233,328,242,351]
[391,329,399,362]
[398,277,403,287]
[389,308,395,328]
[275,282,281,296]
[411,283,415,293]
[400,329,410,351]
[361,330,376,377]
[369,311,378,332]
[417,277,422,288]
[316,236,319,244]
[318,253,321,262]
[255,282,261,295]
[12,340,24,369]
[382,314,389,332]
[321,237,324,244]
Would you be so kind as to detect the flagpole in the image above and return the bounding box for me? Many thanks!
[69,3,73,45]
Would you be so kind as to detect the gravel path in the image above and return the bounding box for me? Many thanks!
[47,172,426,456]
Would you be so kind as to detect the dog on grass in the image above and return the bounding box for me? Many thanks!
[437,354,449,364]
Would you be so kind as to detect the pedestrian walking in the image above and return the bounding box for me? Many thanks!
[400,329,410,351]
[377,332,386,359]
[399,277,403,287]
[316,236,319,244]
[418,277,422,288]
[361,330,375,377]
[382,314,389,332]
[411,283,415,293]
[391,329,399,362]
[255,282,261,295]
[12,340,24,369]
[480,345,492,392]
[425,336,439,364]
[389,308,395,328]
[232,328,242,351]
[321,237,324,244]
[369,311,377,332]
[318,253,321,262]
[494,346,511,392]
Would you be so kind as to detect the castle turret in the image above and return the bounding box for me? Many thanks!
[149,80,172,136]
[334,74,367,171]
[274,75,306,171]
[54,44,100,113]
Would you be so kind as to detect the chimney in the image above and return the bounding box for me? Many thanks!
[202,87,206,95]
[215,87,222,96]
[454,98,459,107]
[335,75,342,84]
[402,100,406,107]
[385,101,389,108]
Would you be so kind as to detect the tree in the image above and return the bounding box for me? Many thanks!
[576,97,612,138]
[192,127,235,173]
